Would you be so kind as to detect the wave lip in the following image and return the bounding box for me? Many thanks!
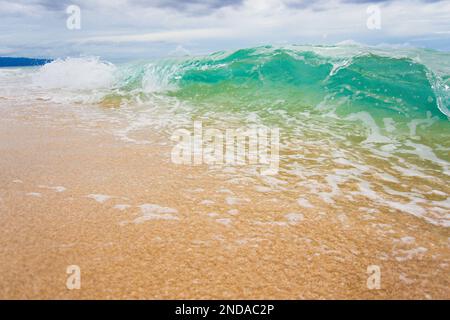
[158,45,449,120]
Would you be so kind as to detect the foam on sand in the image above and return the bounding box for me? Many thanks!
[133,204,179,223]
[26,192,42,197]
[38,185,66,193]
[87,194,113,203]
[285,213,304,225]
[113,204,131,211]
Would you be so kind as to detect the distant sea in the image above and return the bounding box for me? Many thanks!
[0,57,52,67]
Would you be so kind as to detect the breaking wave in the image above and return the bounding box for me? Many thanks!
[29,44,450,120]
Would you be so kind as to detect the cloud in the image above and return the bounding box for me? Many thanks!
[0,0,244,14]
[0,0,448,59]
[132,0,243,11]
[76,28,235,44]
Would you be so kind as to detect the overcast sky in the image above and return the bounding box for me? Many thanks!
[0,0,449,60]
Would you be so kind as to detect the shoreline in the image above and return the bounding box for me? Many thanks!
[0,102,448,299]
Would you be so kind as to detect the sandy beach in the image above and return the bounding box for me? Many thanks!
[0,100,448,299]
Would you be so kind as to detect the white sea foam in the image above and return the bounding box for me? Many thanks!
[207,212,219,217]
[404,141,449,170]
[400,236,415,244]
[255,185,272,192]
[225,197,249,205]
[200,199,215,206]
[216,218,232,226]
[346,112,391,144]
[254,220,287,227]
[114,204,131,211]
[285,213,304,225]
[38,185,66,193]
[133,204,179,223]
[87,194,112,203]
[141,63,178,92]
[26,192,42,197]
[297,197,314,208]
[395,247,428,262]
[32,57,116,91]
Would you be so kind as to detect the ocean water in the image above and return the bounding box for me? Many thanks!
[1,44,449,227]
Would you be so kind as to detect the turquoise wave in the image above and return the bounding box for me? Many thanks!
[111,46,449,120]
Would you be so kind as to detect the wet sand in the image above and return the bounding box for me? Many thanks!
[0,102,449,299]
